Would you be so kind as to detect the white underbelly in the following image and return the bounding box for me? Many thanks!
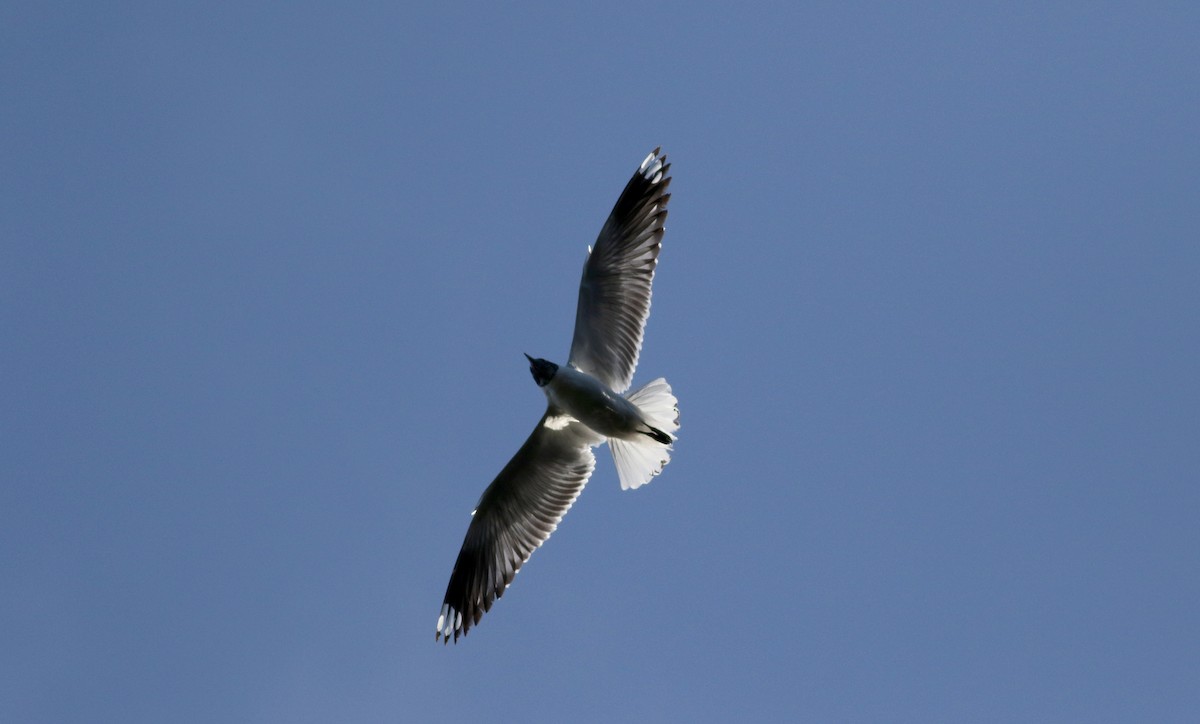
[546,368,643,439]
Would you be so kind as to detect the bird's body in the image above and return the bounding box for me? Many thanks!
[541,363,666,443]
[435,149,678,643]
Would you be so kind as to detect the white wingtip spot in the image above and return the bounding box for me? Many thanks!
[437,603,455,640]
[639,153,664,183]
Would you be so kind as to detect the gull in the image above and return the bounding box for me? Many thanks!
[435,148,680,643]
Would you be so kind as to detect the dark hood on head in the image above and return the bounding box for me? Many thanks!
[524,354,558,387]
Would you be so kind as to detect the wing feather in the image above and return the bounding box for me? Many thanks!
[436,412,600,643]
[567,149,672,393]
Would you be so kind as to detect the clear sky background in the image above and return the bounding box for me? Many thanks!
[3,3,1198,722]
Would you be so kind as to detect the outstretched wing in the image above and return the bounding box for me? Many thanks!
[567,148,671,393]
[436,411,602,643]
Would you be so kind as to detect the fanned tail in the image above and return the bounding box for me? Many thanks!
[610,378,680,491]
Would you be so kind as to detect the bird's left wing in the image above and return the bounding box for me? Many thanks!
[567,149,671,393]
[436,410,602,643]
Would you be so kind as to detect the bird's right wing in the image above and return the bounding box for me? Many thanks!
[567,149,671,393]
[435,411,602,643]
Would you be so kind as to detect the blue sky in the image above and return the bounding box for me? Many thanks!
[3,2,1198,722]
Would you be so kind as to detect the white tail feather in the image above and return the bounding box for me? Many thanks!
[626,378,679,437]
[610,438,670,491]
[610,378,680,490]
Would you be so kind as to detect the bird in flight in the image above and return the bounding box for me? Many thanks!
[435,148,680,643]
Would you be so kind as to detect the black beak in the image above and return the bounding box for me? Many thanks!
[524,353,535,364]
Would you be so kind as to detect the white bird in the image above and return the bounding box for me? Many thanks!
[435,148,680,643]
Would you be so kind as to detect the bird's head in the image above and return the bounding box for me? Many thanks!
[524,354,558,387]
